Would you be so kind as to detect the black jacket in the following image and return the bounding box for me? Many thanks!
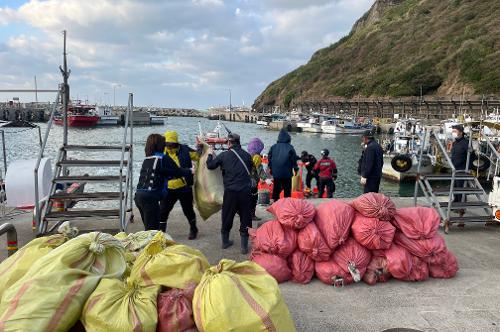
[303,154,317,172]
[206,146,253,192]
[268,130,299,179]
[360,139,384,179]
[451,136,469,170]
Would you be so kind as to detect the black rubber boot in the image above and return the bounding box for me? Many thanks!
[188,219,198,240]
[221,233,234,249]
[240,235,249,255]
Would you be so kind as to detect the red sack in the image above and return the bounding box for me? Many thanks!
[157,283,197,332]
[288,250,315,284]
[267,198,315,230]
[315,200,355,251]
[332,237,371,283]
[403,256,429,282]
[248,220,297,258]
[363,256,391,286]
[394,232,446,262]
[383,243,413,280]
[351,193,396,221]
[315,258,353,286]
[251,253,292,283]
[297,222,331,262]
[429,250,459,279]
[351,213,395,250]
[392,207,440,240]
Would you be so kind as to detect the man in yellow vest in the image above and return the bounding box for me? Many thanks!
[160,131,200,239]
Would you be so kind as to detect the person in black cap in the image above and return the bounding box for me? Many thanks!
[359,130,384,193]
[206,133,253,254]
[451,124,469,207]
[300,151,318,192]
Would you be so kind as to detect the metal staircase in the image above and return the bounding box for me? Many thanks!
[414,129,493,233]
[34,93,134,235]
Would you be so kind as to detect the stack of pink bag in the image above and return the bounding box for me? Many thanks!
[250,194,459,287]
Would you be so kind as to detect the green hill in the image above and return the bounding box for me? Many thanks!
[252,0,500,110]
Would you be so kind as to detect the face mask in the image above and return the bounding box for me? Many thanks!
[452,132,459,139]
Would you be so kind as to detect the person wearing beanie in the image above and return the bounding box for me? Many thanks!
[247,137,267,221]
[206,133,253,254]
[359,130,384,193]
[159,130,201,239]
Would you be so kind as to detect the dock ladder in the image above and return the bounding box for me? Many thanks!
[414,128,493,233]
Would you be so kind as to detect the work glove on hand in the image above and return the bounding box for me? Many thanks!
[265,179,273,185]
[360,177,367,185]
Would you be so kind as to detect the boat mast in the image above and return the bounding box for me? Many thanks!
[59,30,71,146]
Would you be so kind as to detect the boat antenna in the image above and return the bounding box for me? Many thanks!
[59,30,71,146]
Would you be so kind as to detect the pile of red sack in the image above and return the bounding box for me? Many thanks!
[250,194,459,287]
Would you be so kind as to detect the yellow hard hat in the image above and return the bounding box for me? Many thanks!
[164,131,179,144]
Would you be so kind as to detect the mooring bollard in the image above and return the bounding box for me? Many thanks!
[0,223,18,256]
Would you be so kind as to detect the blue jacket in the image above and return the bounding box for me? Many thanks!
[268,130,299,179]
[360,139,384,179]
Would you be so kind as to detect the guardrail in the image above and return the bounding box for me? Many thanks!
[0,223,18,256]
[119,93,134,230]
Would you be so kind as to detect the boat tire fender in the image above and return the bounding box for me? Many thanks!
[391,154,413,173]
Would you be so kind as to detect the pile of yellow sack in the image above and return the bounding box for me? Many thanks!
[0,229,296,332]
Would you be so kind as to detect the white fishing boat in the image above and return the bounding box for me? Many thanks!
[96,105,119,125]
[333,119,374,134]
[320,117,342,134]
[297,117,322,133]
[256,114,272,127]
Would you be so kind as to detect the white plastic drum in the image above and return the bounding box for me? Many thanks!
[5,158,53,208]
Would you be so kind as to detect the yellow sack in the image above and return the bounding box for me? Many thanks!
[0,232,126,332]
[193,259,296,332]
[119,230,174,252]
[194,141,224,220]
[131,232,209,289]
[81,278,160,332]
[0,233,68,300]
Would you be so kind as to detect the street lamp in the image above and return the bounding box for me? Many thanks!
[226,88,232,111]
[113,84,122,109]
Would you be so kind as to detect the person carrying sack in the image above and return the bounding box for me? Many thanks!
[206,133,253,254]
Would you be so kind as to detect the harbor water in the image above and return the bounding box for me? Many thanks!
[1,117,416,201]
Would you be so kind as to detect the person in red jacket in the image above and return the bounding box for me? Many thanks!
[313,149,337,198]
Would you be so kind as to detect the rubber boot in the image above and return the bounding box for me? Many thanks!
[221,233,234,249]
[240,235,249,255]
[188,219,198,240]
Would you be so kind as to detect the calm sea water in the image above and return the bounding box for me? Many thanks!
[1,117,415,199]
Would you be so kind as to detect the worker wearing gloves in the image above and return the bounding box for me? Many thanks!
[159,131,201,239]
[359,130,384,193]
[313,149,337,198]
[268,129,299,201]
[247,137,267,221]
[206,133,253,254]
[301,151,319,193]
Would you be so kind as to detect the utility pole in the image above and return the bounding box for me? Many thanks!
[59,30,71,146]
[34,75,38,103]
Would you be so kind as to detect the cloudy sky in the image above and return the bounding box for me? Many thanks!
[0,0,373,109]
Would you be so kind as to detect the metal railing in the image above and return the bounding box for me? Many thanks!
[34,91,61,232]
[119,93,134,231]
[0,223,18,256]
[483,135,500,181]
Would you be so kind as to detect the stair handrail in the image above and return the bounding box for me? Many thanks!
[431,130,456,220]
[0,223,17,256]
[34,91,61,230]
[484,135,500,181]
[119,93,133,230]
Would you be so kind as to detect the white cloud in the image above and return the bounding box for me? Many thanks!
[0,0,375,108]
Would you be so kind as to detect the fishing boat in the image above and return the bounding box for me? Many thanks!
[297,116,322,133]
[96,105,119,126]
[320,117,342,134]
[332,119,374,134]
[256,114,272,127]
[54,102,100,127]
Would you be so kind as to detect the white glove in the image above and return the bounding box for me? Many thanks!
[360,177,367,185]
[265,179,273,185]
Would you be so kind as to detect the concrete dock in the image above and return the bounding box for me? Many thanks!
[1,197,499,332]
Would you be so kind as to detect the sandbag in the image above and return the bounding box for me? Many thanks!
[332,238,371,283]
[288,250,314,284]
[157,283,197,332]
[403,256,429,282]
[380,243,413,280]
[194,141,224,220]
[363,256,391,286]
[315,200,355,251]
[81,278,160,332]
[0,233,68,300]
[193,259,296,332]
[429,250,459,279]
[393,232,446,262]
[351,213,395,250]
[392,207,440,240]
[117,230,174,252]
[252,253,292,283]
[351,193,396,221]
[297,222,331,261]
[131,233,209,289]
[248,220,297,258]
[315,258,353,286]
[267,198,315,230]
[0,232,126,332]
